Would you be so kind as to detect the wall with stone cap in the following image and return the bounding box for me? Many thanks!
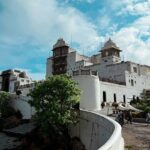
[70,110,124,150]
[100,81,142,103]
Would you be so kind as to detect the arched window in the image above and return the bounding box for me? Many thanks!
[114,93,117,102]
[123,95,126,103]
[103,91,107,102]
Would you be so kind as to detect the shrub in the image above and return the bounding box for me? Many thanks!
[28,75,81,133]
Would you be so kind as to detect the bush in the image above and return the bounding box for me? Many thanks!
[0,91,10,117]
[28,75,81,133]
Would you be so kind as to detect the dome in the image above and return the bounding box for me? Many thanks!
[102,38,120,50]
[53,38,69,49]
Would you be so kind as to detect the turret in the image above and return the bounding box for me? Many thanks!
[100,38,122,64]
[52,38,69,75]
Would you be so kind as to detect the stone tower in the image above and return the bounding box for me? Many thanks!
[100,38,122,64]
[52,38,69,75]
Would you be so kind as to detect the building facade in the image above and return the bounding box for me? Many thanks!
[0,69,33,93]
[46,38,150,106]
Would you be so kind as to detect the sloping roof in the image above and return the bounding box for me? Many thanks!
[53,38,69,49]
[101,38,120,51]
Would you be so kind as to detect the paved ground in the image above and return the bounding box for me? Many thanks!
[122,123,150,150]
[3,122,35,136]
[0,132,21,150]
[100,106,150,150]
[0,123,35,150]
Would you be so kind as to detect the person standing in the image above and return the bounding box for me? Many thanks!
[146,112,150,126]
[128,110,132,124]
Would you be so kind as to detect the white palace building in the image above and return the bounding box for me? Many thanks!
[46,38,150,110]
[1,38,150,150]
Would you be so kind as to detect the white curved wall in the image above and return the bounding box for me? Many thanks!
[70,110,124,150]
[74,75,101,111]
[10,94,35,119]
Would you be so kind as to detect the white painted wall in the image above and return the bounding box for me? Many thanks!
[74,75,101,111]
[100,81,142,103]
[70,110,124,150]
[10,94,35,119]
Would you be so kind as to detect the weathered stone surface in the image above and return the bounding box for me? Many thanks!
[0,132,20,149]
[3,123,35,137]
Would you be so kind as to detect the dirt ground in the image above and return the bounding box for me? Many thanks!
[122,123,150,150]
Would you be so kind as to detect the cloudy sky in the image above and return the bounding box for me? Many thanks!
[0,0,150,80]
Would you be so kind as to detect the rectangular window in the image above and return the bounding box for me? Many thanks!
[133,67,137,73]
[131,79,134,86]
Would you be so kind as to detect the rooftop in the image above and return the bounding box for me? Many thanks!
[101,38,121,51]
[53,38,69,49]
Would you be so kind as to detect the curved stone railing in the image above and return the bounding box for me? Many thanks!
[70,109,124,150]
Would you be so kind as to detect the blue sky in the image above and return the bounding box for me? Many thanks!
[0,0,150,80]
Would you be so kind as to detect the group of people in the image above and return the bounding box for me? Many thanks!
[115,110,150,126]
[115,110,132,126]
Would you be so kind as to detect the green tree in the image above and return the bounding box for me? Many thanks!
[28,75,80,132]
[0,91,11,117]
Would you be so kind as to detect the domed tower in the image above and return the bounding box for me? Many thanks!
[100,38,122,64]
[52,38,69,75]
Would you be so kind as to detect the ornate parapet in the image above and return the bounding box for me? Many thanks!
[73,69,98,76]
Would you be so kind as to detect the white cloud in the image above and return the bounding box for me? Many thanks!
[71,0,95,3]
[96,0,150,65]
[97,15,111,28]
[117,0,150,16]
[112,24,150,65]
[0,0,101,78]
[0,0,100,52]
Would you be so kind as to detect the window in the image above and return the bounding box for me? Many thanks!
[103,91,107,102]
[131,79,134,86]
[21,79,24,82]
[133,67,137,73]
[123,95,126,103]
[114,93,117,102]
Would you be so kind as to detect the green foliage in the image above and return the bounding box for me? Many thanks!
[0,91,13,117]
[28,75,80,132]
[130,98,150,114]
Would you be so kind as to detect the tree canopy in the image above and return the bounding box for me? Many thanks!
[0,91,11,117]
[28,75,80,131]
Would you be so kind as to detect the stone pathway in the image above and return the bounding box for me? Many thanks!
[3,122,35,137]
[0,132,21,150]
[122,123,150,150]
[100,107,150,150]
[0,122,35,150]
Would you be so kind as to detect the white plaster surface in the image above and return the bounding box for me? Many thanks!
[10,94,35,119]
[74,75,101,111]
[70,109,124,150]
